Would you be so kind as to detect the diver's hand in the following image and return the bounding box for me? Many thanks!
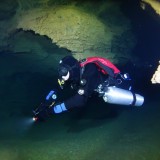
[53,103,67,114]
[34,102,67,121]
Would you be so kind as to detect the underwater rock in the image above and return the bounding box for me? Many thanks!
[0,0,136,64]
[141,0,160,15]
[16,6,112,56]
[151,61,160,84]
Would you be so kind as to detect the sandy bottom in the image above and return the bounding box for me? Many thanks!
[0,98,160,160]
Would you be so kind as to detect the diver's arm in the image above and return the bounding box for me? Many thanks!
[52,63,100,114]
[64,93,88,109]
[51,94,87,114]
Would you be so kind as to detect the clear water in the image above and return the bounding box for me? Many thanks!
[0,0,160,160]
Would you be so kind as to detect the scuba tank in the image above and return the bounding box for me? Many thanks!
[96,85,144,107]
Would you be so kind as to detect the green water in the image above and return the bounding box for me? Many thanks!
[1,0,160,159]
[0,49,160,160]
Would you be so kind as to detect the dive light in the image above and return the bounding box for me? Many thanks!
[32,90,57,122]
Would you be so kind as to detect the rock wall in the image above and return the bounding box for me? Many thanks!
[141,0,160,84]
[151,61,160,84]
[14,1,135,61]
[17,6,112,55]
[0,0,136,63]
[141,0,160,15]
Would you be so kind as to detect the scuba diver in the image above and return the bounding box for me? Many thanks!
[33,56,144,121]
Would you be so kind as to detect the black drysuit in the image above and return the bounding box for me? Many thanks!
[64,63,105,110]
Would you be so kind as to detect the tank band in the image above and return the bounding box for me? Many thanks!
[131,92,136,106]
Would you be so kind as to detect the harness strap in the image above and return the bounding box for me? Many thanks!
[80,66,85,80]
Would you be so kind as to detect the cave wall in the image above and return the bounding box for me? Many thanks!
[141,0,160,15]
[0,0,136,63]
[140,0,160,84]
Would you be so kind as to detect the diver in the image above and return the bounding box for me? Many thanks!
[35,56,144,121]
